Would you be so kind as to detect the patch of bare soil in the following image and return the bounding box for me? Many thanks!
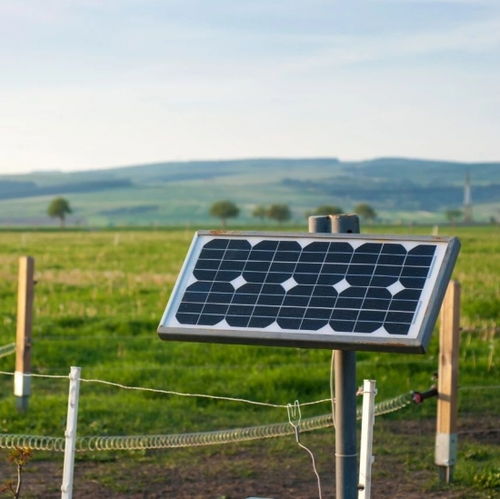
[0,417,498,498]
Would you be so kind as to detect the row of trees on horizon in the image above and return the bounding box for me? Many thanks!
[209,200,377,227]
[46,196,473,227]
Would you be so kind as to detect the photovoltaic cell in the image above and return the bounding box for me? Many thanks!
[158,231,460,352]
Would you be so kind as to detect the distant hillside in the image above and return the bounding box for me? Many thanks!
[0,157,498,226]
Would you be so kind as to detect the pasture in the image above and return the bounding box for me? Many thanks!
[0,225,498,496]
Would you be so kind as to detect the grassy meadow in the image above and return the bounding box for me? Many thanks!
[0,225,498,493]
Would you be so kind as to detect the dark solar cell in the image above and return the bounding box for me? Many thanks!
[346,275,372,286]
[352,253,379,264]
[358,310,387,322]
[390,299,418,312]
[318,274,345,285]
[257,293,283,305]
[215,270,240,282]
[304,241,330,252]
[228,239,251,250]
[254,240,279,251]
[204,239,229,249]
[195,259,221,271]
[332,309,358,320]
[305,307,332,319]
[274,251,301,262]
[199,314,225,326]
[232,293,258,305]
[175,237,438,337]
[382,243,406,254]
[283,294,310,307]
[254,306,280,317]
[364,298,391,310]
[409,245,436,255]
[310,296,337,308]
[366,287,391,299]
[249,317,274,328]
[295,273,318,284]
[248,250,274,261]
[406,256,433,266]
[193,269,217,281]
[204,304,229,315]
[279,241,302,251]
[183,291,207,303]
[270,262,295,273]
[354,322,380,333]
[220,260,246,271]
[336,297,364,309]
[302,319,329,330]
[178,302,203,314]
[325,252,352,263]
[348,264,374,275]
[357,243,382,253]
[385,323,411,335]
[401,266,429,277]
[301,252,326,262]
[176,313,198,324]
[379,254,405,265]
[342,287,366,298]
[227,316,250,327]
[400,277,426,289]
[330,320,356,331]
[199,249,225,260]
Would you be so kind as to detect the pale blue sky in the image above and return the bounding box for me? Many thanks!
[1,0,499,173]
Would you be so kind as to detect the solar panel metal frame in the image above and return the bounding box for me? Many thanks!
[158,231,460,353]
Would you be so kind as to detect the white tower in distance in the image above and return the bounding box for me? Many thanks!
[463,170,473,223]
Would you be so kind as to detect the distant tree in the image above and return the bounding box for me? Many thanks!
[268,204,291,224]
[307,204,343,218]
[209,200,240,227]
[252,205,268,222]
[354,203,377,223]
[445,209,462,224]
[47,197,72,227]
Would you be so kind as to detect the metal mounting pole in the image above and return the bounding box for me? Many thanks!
[309,214,359,499]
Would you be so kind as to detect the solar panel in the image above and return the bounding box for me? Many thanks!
[158,231,460,352]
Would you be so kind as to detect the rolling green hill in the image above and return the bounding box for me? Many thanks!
[0,157,498,226]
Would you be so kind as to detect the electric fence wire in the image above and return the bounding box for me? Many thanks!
[0,391,414,452]
[0,369,498,453]
[0,343,15,359]
[78,376,332,409]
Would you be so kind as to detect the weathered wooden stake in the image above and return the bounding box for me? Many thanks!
[15,256,35,412]
[435,280,460,483]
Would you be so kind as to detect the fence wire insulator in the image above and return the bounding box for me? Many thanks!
[412,387,438,404]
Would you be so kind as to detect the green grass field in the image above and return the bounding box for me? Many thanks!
[0,225,498,494]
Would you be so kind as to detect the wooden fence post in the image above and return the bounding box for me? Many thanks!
[15,256,35,412]
[435,280,460,483]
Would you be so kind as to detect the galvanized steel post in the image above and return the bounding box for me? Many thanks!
[309,214,359,499]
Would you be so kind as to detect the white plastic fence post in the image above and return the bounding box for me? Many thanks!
[358,380,377,499]
[61,366,81,499]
